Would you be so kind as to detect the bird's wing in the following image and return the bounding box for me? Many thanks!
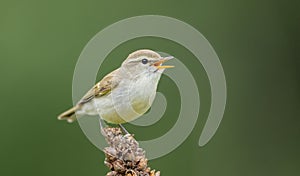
[78,68,120,105]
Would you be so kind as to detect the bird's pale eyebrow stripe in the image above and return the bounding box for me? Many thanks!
[129,58,142,62]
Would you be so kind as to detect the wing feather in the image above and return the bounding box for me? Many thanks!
[78,68,120,105]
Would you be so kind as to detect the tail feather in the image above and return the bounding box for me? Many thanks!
[58,105,80,123]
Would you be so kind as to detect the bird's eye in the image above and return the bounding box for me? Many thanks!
[141,58,148,64]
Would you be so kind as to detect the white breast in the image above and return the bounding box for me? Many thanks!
[81,74,160,124]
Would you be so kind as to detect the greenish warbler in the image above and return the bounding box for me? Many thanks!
[58,49,174,124]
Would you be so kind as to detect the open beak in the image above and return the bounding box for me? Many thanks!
[153,56,175,69]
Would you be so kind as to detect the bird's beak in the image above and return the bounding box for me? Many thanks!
[153,56,175,69]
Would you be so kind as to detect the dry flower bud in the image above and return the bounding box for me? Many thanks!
[102,127,161,176]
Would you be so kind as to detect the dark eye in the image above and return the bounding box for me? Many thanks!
[141,58,148,64]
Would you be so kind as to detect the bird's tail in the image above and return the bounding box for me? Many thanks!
[58,105,80,123]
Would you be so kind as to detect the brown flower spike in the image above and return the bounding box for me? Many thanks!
[101,127,160,176]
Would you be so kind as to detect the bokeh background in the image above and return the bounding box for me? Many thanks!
[0,0,299,175]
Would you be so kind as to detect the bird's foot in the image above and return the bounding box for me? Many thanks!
[118,124,130,135]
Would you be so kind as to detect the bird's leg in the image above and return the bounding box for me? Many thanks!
[99,118,106,132]
[96,107,107,132]
[118,124,130,135]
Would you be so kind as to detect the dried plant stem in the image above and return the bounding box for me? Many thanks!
[101,127,160,176]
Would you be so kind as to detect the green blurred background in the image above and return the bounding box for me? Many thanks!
[0,0,299,175]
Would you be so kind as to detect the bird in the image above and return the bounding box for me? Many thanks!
[58,49,174,126]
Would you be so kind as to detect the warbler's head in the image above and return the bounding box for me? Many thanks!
[121,49,174,78]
